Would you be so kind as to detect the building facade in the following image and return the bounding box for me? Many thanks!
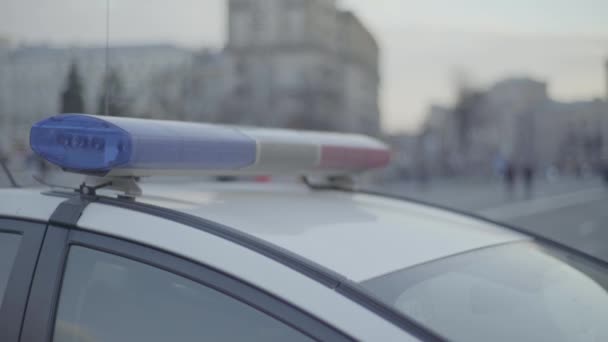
[224,0,380,135]
[420,77,608,176]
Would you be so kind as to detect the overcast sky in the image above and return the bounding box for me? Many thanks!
[2,0,608,133]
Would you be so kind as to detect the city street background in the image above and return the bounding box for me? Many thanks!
[373,177,608,261]
[2,1,608,263]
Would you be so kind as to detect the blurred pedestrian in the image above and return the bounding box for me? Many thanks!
[522,164,535,199]
[493,154,506,179]
[503,162,516,198]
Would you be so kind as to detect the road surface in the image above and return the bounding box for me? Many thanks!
[374,178,608,261]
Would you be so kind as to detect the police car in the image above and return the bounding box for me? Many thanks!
[1,114,607,342]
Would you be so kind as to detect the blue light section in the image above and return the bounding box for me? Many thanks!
[30,114,131,173]
[97,116,257,170]
[30,114,257,174]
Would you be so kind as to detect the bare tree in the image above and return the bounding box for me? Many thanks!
[60,62,85,113]
[450,68,484,154]
[453,90,484,153]
[97,67,131,116]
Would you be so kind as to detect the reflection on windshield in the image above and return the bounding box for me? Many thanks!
[362,242,608,342]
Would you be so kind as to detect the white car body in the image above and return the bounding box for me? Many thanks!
[0,182,529,341]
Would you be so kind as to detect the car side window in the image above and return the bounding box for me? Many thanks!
[0,232,21,308]
[52,246,314,342]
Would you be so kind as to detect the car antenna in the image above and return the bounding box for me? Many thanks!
[103,0,111,116]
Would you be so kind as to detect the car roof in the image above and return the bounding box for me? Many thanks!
[136,182,529,282]
[0,183,529,282]
[0,187,66,221]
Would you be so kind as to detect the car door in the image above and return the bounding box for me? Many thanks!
[0,218,46,342]
[20,225,353,342]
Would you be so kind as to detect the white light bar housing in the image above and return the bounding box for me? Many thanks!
[30,114,391,178]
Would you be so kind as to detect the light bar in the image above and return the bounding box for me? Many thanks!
[30,114,390,177]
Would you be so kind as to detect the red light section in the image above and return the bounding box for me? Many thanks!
[320,146,391,170]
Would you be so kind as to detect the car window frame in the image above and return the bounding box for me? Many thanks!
[21,225,353,342]
[0,217,47,342]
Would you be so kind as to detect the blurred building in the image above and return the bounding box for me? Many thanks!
[0,1,380,152]
[381,133,418,180]
[144,50,228,123]
[421,77,608,176]
[536,99,608,171]
[0,45,192,148]
[479,78,548,166]
[420,105,457,175]
[223,0,380,135]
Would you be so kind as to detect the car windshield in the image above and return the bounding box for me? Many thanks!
[361,242,608,342]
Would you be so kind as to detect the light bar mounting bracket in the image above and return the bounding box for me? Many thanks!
[83,175,142,197]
